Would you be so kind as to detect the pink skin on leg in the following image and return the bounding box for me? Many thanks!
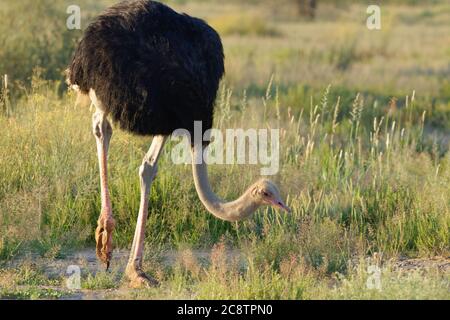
[91,95,116,269]
[126,135,166,287]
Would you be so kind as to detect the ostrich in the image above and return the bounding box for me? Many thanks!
[67,0,290,287]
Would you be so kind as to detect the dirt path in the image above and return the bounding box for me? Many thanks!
[26,249,450,276]
[393,256,450,272]
[2,249,449,300]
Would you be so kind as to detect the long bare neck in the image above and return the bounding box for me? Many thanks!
[191,145,260,222]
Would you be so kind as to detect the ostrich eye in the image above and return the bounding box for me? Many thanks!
[262,191,270,197]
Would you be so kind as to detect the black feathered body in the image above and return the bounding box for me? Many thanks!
[68,0,224,137]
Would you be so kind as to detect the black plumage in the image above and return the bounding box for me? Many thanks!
[68,0,224,138]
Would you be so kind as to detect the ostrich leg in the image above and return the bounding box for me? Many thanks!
[126,135,166,287]
[90,92,115,270]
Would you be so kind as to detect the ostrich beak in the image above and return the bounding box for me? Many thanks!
[270,198,291,213]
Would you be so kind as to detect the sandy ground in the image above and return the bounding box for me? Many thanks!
[3,248,243,299]
[2,249,449,300]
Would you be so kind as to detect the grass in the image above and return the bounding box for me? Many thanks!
[208,13,279,37]
[0,0,449,299]
[1,75,448,257]
[82,272,119,290]
[1,246,447,300]
[0,72,448,299]
[0,287,65,300]
[318,263,450,300]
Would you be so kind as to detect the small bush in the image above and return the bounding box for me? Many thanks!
[82,272,119,290]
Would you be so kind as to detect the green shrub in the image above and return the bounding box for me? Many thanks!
[0,1,82,91]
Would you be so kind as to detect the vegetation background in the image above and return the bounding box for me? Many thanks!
[0,0,449,299]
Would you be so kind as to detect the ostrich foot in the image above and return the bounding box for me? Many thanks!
[125,265,159,288]
[95,214,116,270]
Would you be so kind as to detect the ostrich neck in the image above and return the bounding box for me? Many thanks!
[191,146,260,222]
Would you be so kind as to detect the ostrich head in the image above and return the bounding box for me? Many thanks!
[252,179,290,212]
[192,146,291,222]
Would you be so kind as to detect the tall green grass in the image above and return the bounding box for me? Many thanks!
[0,73,448,270]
